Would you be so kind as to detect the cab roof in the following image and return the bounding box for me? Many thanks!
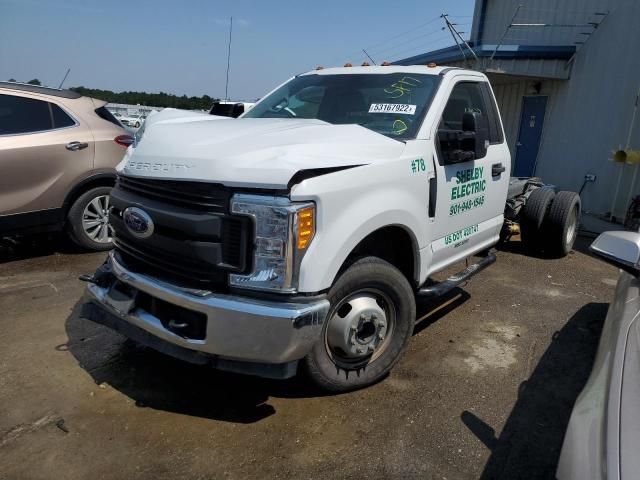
[300,65,453,77]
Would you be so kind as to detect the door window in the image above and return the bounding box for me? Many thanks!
[0,94,52,134]
[480,83,504,144]
[438,82,491,164]
[51,103,76,128]
[440,82,488,130]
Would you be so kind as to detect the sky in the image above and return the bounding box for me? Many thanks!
[0,0,475,101]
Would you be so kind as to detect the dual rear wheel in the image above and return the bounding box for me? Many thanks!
[521,189,580,257]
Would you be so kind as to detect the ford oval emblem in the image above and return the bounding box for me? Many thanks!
[122,207,154,239]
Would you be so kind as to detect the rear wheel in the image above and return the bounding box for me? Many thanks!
[303,257,415,392]
[66,186,114,251]
[521,187,555,251]
[544,191,581,257]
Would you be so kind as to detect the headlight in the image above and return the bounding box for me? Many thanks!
[229,194,316,292]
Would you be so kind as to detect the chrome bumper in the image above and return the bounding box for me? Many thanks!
[83,252,329,369]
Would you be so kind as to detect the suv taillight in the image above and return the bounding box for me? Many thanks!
[115,135,134,147]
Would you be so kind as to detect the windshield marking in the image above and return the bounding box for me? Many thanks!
[384,76,422,99]
[392,119,408,135]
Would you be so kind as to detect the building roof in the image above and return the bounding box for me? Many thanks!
[393,43,576,66]
[0,81,82,99]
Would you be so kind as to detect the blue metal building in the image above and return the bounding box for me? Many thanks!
[396,0,640,222]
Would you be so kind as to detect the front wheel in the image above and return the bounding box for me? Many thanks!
[303,257,415,392]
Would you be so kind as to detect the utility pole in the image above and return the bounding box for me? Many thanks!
[442,14,478,66]
[225,16,233,101]
[442,14,467,66]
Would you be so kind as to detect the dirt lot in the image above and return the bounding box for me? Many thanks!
[0,234,616,480]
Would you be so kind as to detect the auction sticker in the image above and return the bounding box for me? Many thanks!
[369,103,416,114]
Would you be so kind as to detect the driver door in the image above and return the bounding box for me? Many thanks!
[428,78,510,273]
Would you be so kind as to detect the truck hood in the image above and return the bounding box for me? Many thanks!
[118,117,405,189]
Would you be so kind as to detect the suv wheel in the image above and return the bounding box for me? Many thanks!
[303,257,415,392]
[66,186,114,251]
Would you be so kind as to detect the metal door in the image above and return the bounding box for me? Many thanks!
[513,96,547,177]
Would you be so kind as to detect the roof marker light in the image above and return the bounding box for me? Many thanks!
[344,63,352,67]
[316,66,324,70]
[427,62,437,68]
[361,61,370,66]
[381,61,390,66]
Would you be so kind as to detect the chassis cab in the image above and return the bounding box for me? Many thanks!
[82,65,512,391]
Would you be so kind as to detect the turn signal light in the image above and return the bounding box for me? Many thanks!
[296,207,315,250]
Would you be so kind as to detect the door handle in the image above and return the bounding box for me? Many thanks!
[492,163,506,176]
[66,141,89,151]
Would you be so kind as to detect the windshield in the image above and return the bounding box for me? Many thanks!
[243,72,440,139]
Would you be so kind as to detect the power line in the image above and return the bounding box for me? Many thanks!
[369,27,446,57]
[385,34,453,61]
[325,11,474,67]
[363,16,442,51]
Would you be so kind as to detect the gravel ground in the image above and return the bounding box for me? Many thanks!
[0,234,616,479]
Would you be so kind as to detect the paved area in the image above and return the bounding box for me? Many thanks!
[0,234,616,479]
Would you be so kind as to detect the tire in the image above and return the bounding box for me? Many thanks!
[66,186,114,251]
[303,256,416,392]
[520,187,555,251]
[544,191,581,257]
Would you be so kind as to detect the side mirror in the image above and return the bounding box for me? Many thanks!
[590,231,640,275]
[462,111,489,160]
[438,112,490,164]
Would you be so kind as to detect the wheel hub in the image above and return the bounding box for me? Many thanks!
[326,294,388,360]
[82,194,112,244]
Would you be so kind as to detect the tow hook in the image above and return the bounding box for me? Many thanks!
[79,262,114,288]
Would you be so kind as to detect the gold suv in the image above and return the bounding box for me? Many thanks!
[0,82,132,250]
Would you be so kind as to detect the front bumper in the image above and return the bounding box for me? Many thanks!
[81,252,330,379]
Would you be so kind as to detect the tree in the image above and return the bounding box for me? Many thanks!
[27,79,41,86]
[69,86,219,110]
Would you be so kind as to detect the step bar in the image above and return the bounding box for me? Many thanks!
[417,251,497,299]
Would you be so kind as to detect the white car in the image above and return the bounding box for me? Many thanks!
[557,231,640,480]
[82,65,580,392]
[120,114,145,128]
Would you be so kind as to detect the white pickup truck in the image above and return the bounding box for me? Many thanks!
[81,65,581,391]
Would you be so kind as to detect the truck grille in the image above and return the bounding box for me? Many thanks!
[109,175,252,289]
[117,176,230,213]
